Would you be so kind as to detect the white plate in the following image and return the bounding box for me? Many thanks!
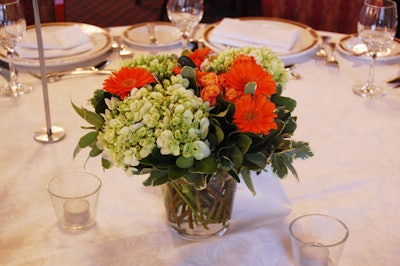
[337,34,400,62]
[123,22,181,48]
[203,17,319,64]
[0,22,112,68]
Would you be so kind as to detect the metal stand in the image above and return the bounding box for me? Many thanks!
[32,0,65,143]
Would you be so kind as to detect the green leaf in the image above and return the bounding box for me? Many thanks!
[102,158,112,169]
[243,152,268,169]
[71,101,104,128]
[244,82,257,95]
[271,153,289,178]
[78,131,98,148]
[89,145,103,157]
[176,156,194,169]
[168,166,188,180]
[236,134,252,154]
[282,117,297,134]
[73,145,81,159]
[194,156,218,173]
[180,65,198,91]
[210,120,224,144]
[271,95,297,112]
[229,146,243,167]
[143,169,169,186]
[178,55,196,68]
[241,169,256,196]
[292,141,314,159]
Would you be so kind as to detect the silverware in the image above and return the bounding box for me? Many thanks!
[285,64,301,80]
[146,23,158,45]
[112,36,133,60]
[387,76,400,83]
[327,42,339,74]
[29,60,113,83]
[315,35,331,67]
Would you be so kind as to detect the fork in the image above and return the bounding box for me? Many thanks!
[112,36,133,60]
[315,35,331,67]
[327,42,339,74]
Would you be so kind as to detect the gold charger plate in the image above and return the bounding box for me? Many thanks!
[337,34,400,62]
[0,22,112,68]
[203,17,319,63]
[122,22,181,48]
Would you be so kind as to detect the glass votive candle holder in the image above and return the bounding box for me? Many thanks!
[289,214,349,266]
[47,171,101,230]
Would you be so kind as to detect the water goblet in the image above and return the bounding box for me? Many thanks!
[0,0,32,97]
[352,0,398,99]
[166,0,204,50]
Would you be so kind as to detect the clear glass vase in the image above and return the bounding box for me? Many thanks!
[162,170,237,240]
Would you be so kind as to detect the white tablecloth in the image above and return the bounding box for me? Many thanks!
[0,26,400,266]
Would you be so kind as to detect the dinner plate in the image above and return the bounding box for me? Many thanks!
[123,22,181,48]
[337,34,400,62]
[0,22,112,68]
[203,17,319,63]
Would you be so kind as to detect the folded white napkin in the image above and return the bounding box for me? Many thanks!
[232,169,292,233]
[210,18,299,53]
[15,24,94,59]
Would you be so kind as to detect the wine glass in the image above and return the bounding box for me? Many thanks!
[166,0,204,50]
[0,0,32,97]
[352,0,398,99]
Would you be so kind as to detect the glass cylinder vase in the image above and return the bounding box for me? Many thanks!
[162,170,237,240]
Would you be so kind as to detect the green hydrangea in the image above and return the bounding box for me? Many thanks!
[121,53,178,81]
[97,79,210,174]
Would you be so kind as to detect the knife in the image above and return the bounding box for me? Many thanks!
[29,60,113,83]
[387,76,400,83]
[0,60,10,81]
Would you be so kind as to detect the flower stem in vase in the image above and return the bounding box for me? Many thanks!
[162,170,237,240]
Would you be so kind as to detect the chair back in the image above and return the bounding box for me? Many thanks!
[261,0,363,34]
[53,0,165,27]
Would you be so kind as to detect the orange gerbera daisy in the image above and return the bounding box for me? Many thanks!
[103,67,155,99]
[188,47,213,68]
[233,94,278,134]
[223,55,276,98]
[173,47,213,75]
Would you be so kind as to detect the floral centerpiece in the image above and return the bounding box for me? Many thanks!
[72,46,313,239]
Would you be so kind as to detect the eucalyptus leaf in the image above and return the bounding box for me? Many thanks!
[180,66,198,90]
[102,158,112,169]
[73,145,81,159]
[244,82,257,95]
[89,145,103,157]
[78,131,98,148]
[71,102,104,128]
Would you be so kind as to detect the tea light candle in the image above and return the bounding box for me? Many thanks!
[63,199,90,225]
[299,245,330,266]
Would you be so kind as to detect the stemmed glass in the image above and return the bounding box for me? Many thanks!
[352,0,398,99]
[0,0,31,97]
[166,0,204,50]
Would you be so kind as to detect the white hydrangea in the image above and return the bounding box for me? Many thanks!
[97,80,210,172]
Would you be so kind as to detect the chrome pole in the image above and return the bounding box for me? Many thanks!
[32,0,65,143]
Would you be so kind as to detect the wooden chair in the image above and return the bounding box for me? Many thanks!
[22,0,55,25]
[261,0,363,34]
[53,0,167,27]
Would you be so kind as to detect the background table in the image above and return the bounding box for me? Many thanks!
[0,27,399,265]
